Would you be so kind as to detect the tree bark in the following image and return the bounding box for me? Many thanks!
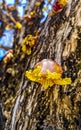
[0,0,81,130]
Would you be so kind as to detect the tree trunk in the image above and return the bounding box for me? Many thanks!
[0,0,81,130]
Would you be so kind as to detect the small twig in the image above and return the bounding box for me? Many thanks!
[0,45,12,51]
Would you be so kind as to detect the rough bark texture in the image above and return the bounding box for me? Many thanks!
[0,0,81,130]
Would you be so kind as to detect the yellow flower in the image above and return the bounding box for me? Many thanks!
[15,22,22,29]
[59,0,68,6]
[54,78,71,85]
[22,34,38,55]
[25,59,71,89]
[29,11,36,17]
[26,35,35,47]
[5,22,22,30]
[22,45,31,55]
